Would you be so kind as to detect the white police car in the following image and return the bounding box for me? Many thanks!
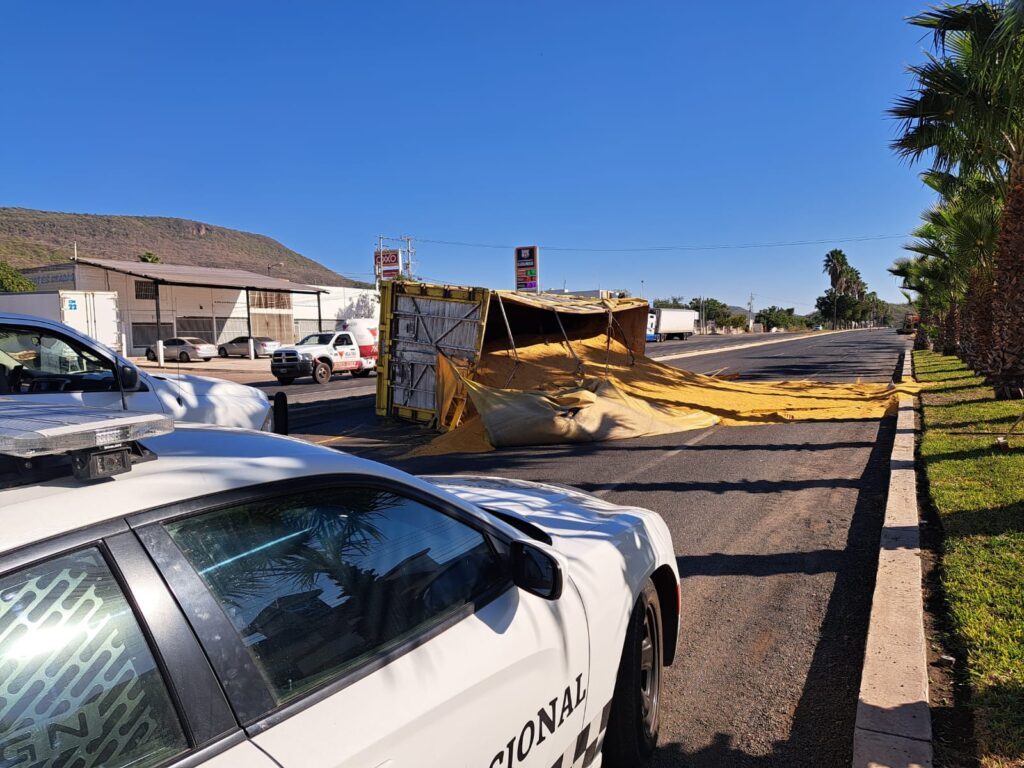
[1,313,273,431]
[0,405,680,768]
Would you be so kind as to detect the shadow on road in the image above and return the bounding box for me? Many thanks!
[652,416,896,767]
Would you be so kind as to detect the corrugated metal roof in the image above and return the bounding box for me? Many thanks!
[75,257,326,293]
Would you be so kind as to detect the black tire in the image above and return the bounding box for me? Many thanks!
[218,347,228,357]
[351,368,372,378]
[178,351,190,362]
[312,362,331,385]
[201,357,211,362]
[657,334,665,343]
[145,349,156,361]
[276,377,295,385]
[603,580,663,768]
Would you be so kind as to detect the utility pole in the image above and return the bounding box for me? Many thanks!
[402,235,415,280]
[376,234,384,292]
[748,292,754,331]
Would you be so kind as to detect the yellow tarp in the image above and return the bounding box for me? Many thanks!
[409,334,925,456]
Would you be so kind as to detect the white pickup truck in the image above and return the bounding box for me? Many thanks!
[270,331,377,385]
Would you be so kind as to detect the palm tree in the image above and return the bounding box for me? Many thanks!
[890,256,936,351]
[822,249,849,329]
[890,1,1024,397]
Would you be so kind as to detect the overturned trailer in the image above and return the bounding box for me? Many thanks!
[375,281,649,427]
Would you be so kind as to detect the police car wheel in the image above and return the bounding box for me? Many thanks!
[603,580,662,767]
[145,349,156,361]
[312,362,331,385]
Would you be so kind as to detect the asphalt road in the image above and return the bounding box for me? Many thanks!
[297,329,909,766]
[646,330,817,361]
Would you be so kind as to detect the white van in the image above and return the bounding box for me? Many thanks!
[0,312,273,430]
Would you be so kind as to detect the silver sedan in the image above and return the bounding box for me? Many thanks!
[218,336,281,358]
[145,337,218,362]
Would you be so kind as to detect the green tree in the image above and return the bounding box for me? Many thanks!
[686,297,733,326]
[722,314,748,329]
[891,1,1024,397]
[822,249,850,328]
[139,251,161,263]
[755,306,797,331]
[652,295,687,309]
[0,262,35,292]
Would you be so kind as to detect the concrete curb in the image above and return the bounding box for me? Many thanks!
[852,347,932,768]
[648,327,872,363]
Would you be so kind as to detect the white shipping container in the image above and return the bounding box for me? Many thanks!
[0,291,121,351]
[648,308,698,341]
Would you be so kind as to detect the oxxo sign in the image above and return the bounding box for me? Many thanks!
[374,249,401,280]
[515,246,539,292]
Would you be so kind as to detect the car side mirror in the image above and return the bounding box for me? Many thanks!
[510,541,562,600]
[119,364,140,391]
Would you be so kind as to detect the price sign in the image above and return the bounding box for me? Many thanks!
[515,246,540,292]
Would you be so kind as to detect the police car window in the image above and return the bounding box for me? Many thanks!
[164,487,506,704]
[0,327,116,395]
[0,548,188,768]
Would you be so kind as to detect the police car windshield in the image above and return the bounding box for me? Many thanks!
[0,326,114,396]
[300,333,334,345]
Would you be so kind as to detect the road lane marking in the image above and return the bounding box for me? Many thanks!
[312,435,346,445]
[648,328,867,363]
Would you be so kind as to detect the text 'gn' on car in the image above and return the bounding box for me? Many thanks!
[0,403,681,768]
[219,335,281,358]
[145,337,219,362]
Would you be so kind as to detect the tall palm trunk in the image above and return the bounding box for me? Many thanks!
[914,302,933,351]
[964,274,995,376]
[942,301,962,357]
[988,160,1024,398]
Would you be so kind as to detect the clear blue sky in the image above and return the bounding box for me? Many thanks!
[2,1,936,310]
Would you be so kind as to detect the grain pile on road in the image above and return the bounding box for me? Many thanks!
[409,334,923,456]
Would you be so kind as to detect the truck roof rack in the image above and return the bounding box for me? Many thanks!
[0,403,174,485]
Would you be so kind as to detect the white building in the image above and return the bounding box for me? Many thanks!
[20,258,378,354]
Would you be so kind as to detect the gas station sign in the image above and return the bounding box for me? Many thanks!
[375,249,402,280]
[515,246,539,292]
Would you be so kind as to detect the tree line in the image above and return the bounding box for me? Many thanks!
[889,1,1024,400]
[815,248,890,329]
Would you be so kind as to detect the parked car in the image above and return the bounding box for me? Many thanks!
[0,313,273,430]
[218,335,281,358]
[145,337,218,362]
[0,404,681,768]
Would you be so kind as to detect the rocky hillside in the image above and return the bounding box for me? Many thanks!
[0,208,367,287]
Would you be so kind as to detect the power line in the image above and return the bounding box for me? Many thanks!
[413,233,905,253]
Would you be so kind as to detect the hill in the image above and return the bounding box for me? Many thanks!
[0,208,367,288]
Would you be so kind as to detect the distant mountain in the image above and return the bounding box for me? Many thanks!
[0,207,368,288]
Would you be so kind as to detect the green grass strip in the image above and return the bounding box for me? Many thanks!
[914,351,1024,765]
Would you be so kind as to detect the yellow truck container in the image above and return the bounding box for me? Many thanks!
[375,281,648,427]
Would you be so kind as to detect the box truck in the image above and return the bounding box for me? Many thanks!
[0,291,122,352]
[647,308,698,342]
